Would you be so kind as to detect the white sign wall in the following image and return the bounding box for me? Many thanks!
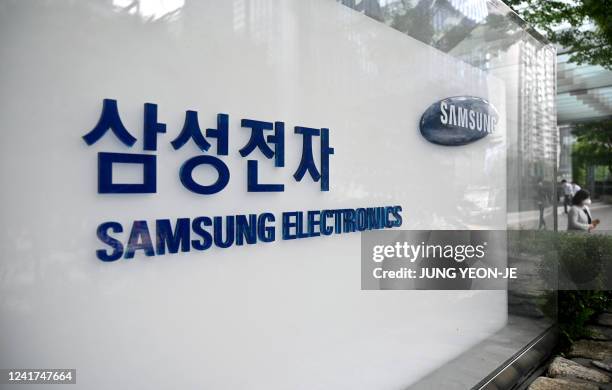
[0,1,506,388]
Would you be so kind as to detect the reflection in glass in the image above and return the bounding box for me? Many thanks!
[340,1,558,388]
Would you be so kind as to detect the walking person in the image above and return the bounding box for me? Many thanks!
[571,181,582,195]
[537,181,548,230]
[567,189,600,232]
[561,179,573,214]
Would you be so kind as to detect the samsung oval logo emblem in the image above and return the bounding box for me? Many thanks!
[419,96,498,146]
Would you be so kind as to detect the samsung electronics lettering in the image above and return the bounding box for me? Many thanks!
[419,96,498,146]
[83,99,403,261]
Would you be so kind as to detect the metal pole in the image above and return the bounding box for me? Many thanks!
[553,164,558,232]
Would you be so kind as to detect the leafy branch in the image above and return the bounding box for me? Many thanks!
[503,0,612,69]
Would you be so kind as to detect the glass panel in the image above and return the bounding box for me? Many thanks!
[339,1,558,388]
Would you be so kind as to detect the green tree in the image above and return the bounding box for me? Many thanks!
[572,119,612,175]
[503,0,612,69]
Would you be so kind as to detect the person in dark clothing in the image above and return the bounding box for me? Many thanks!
[537,181,548,230]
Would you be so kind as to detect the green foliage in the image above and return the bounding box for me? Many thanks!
[572,153,586,187]
[503,0,612,69]
[553,290,612,351]
[519,231,612,350]
[535,232,612,290]
[572,119,612,175]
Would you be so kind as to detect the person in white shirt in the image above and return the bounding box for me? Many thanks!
[561,179,573,214]
[568,189,599,232]
[571,181,581,195]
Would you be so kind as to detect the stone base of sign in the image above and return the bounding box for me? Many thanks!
[547,356,610,383]
[528,310,612,390]
[529,376,598,390]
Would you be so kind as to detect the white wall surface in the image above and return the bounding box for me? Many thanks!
[0,0,506,388]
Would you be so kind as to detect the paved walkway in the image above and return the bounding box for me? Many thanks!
[508,201,612,234]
